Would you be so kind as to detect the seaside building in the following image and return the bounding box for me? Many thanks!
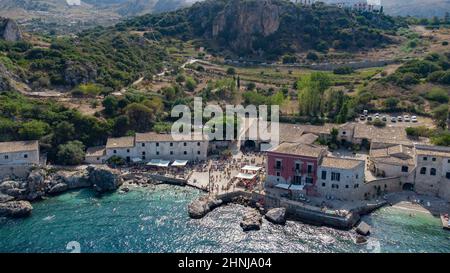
[0,140,40,178]
[317,157,365,201]
[86,133,209,164]
[265,143,327,196]
[414,145,450,200]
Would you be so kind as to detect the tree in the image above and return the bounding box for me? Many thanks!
[125,103,155,132]
[56,141,85,165]
[383,98,400,109]
[102,95,119,116]
[185,77,197,92]
[112,115,130,137]
[297,72,332,117]
[306,52,319,61]
[226,67,236,75]
[432,104,449,129]
[18,120,49,140]
[53,121,75,145]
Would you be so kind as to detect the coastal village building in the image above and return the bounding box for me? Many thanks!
[414,145,450,200]
[369,140,416,185]
[265,143,327,196]
[0,140,40,178]
[86,133,208,164]
[317,157,365,201]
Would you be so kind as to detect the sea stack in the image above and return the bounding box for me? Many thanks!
[0,18,23,42]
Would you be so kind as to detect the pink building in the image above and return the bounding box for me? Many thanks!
[265,143,327,196]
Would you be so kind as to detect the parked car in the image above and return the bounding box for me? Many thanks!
[404,115,410,122]
[367,116,373,121]
[360,115,366,121]
[411,116,418,123]
[397,116,403,122]
[382,116,387,122]
[363,110,368,116]
[391,117,397,122]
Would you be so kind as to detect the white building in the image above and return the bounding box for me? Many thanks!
[87,133,209,164]
[0,140,40,166]
[134,132,208,161]
[414,145,450,200]
[317,157,365,201]
[0,140,40,178]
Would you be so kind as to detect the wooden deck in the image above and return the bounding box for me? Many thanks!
[441,215,449,230]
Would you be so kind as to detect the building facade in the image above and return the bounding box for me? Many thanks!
[265,143,327,195]
[317,157,365,201]
[0,140,40,166]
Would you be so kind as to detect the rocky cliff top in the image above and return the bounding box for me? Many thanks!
[0,17,23,42]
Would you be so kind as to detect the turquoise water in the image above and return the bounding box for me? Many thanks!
[0,185,449,253]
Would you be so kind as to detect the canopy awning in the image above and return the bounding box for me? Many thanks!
[171,160,188,167]
[275,183,290,190]
[289,184,305,191]
[235,173,257,180]
[241,165,262,172]
[131,157,142,163]
[146,159,170,167]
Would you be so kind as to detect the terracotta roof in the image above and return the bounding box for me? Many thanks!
[106,136,135,149]
[270,143,326,158]
[415,145,450,158]
[0,140,38,153]
[86,146,106,157]
[354,124,408,142]
[297,133,319,144]
[135,132,206,142]
[370,144,415,166]
[321,157,364,170]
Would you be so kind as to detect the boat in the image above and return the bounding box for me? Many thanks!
[441,214,450,230]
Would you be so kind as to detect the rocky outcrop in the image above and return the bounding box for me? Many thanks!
[240,209,262,231]
[50,169,90,190]
[265,207,286,225]
[0,201,32,218]
[0,18,23,42]
[212,0,281,52]
[0,193,14,203]
[188,197,223,219]
[88,165,123,193]
[356,221,371,236]
[63,61,98,86]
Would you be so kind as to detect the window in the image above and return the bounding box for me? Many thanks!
[142,156,146,160]
[156,143,159,147]
[331,172,340,182]
[184,151,187,155]
[197,142,201,146]
[197,151,201,155]
[307,165,313,174]
[295,163,301,171]
[4,155,8,159]
[127,149,130,153]
[276,172,281,177]
[322,183,326,187]
[356,174,358,179]
[430,168,437,176]
[401,166,409,173]
[24,154,28,158]
[423,157,428,161]
[96,157,100,161]
[332,184,339,189]
[156,151,160,155]
[321,171,327,180]
[142,152,146,155]
[293,176,302,184]
[446,172,450,179]
[420,167,427,174]
[448,159,450,164]
[354,184,359,188]
[113,150,117,154]
[184,142,187,146]
[345,185,349,189]
[342,131,346,135]
[142,143,145,147]
[432,158,436,162]
[170,151,173,155]
[170,143,173,147]
[275,160,282,170]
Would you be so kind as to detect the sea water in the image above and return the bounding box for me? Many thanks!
[0,185,449,253]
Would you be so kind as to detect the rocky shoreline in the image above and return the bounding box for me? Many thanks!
[0,165,123,218]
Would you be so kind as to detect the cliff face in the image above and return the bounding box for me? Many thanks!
[211,0,281,52]
[0,18,23,42]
